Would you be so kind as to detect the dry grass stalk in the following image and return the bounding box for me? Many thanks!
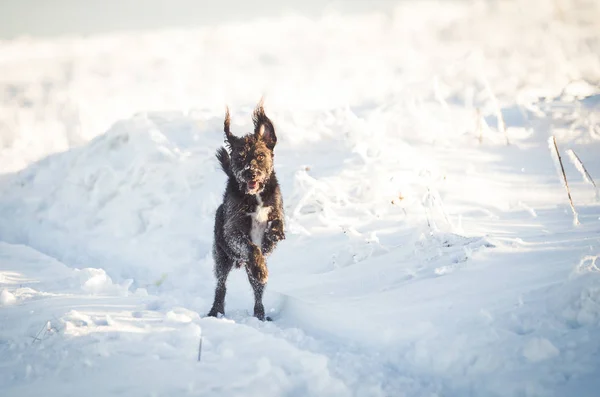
[548,136,579,225]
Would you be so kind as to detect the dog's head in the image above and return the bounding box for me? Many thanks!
[223,102,277,195]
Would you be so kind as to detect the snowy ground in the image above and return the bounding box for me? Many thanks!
[1,0,600,396]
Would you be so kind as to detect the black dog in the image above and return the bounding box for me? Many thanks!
[207,102,285,321]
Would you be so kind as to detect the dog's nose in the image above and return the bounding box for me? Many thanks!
[249,170,258,179]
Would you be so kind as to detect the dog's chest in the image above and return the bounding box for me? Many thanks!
[249,196,271,246]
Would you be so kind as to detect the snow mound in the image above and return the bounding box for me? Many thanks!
[523,338,560,363]
[0,113,226,288]
[0,289,16,306]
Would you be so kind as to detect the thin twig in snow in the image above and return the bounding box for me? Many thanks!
[197,336,203,362]
[31,322,48,345]
[548,136,579,225]
[577,255,600,273]
[566,149,599,201]
[475,108,483,144]
[481,74,509,145]
[197,327,203,362]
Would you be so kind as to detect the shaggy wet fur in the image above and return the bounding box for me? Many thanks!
[207,102,285,321]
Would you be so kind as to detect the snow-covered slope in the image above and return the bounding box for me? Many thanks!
[1,1,600,396]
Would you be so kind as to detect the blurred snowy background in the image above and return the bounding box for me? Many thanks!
[1,1,600,396]
[1,0,598,171]
[0,0,398,38]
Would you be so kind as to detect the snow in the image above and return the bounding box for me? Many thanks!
[548,135,580,225]
[0,289,16,306]
[567,149,600,201]
[522,338,560,363]
[1,0,600,396]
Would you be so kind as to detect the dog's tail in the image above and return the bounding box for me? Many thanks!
[216,147,233,177]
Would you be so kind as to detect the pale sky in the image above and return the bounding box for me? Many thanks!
[0,0,400,39]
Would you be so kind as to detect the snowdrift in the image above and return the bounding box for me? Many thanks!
[1,0,600,396]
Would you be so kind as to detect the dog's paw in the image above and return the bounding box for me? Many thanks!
[249,263,268,284]
[254,303,266,321]
[251,262,269,284]
[206,307,222,318]
[251,245,264,264]
[268,219,285,241]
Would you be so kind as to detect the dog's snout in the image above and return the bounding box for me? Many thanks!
[243,168,259,180]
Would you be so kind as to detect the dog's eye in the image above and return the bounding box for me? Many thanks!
[257,154,265,161]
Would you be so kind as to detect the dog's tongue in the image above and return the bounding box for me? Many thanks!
[248,181,258,190]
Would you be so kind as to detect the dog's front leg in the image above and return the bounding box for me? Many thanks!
[248,243,268,283]
[223,225,268,284]
[224,229,269,320]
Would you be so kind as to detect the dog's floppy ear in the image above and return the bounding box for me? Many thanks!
[253,100,276,150]
[224,106,235,144]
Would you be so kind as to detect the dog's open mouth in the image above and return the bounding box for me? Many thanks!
[247,180,260,193]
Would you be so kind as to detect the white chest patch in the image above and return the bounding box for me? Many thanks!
[249,195,271,247]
